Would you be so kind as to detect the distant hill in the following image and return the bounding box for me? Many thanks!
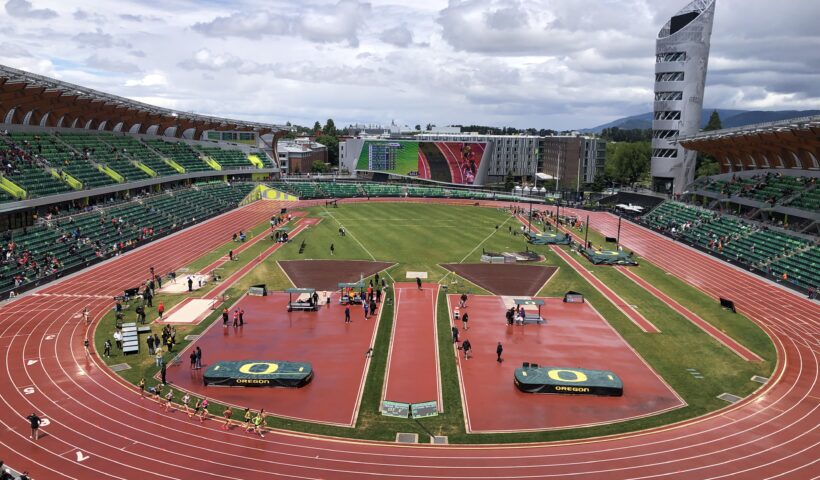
[581,109,820,133]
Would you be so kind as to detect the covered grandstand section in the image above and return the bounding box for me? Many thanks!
[679,115,820,172]
[0,64,286,141]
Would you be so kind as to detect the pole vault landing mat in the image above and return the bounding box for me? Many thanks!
[441,263,557,296]
[514,366,623,396]
[279,260,395,291]
[204,360,313,388]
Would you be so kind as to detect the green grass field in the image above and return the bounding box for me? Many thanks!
[94,201,775,443]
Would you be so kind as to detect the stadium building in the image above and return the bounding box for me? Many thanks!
[540,136,607,191]
[651,0,716,195]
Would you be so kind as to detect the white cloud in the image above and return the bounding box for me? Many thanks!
[0,0,817,130]
[85,54,142,74]
[4,0,56,19]
[299,0,371,47]
[124,73,167,87]
[379,24,414,48]
[191,11,291,39]
[0,41,31,58]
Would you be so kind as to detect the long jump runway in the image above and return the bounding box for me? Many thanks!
[382,282,441,408]
[449,295,684,433]
[0,198,816,479]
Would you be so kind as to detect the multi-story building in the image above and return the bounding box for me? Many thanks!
[651,0,716,194]
[541,136,607,190]
[417,133,541,182]
[276,138,327,174]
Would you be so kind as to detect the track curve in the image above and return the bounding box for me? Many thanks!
[0,200,817,479]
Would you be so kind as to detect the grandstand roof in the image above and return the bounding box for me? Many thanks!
[0,64,286,138]
[678,115,820,172]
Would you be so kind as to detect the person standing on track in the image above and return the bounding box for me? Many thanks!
[195,346,202,369]
[462,312,469,330]
[222,308,229,327]
[83,338,90,356]
[363,301,369,319]
[82,306,90,324]
[189,351,196,369]
[344,305,351,323]
[459,293,468,308]
[452,326,459,344]
[26,413,41,440]
[416,276,422,290]
[462,339,472,359]
[138,378,145,397]
[239,308,245,326]
[496,342,503,363]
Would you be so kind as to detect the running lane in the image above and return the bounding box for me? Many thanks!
[382,282,441,408]
[0,198,816,479]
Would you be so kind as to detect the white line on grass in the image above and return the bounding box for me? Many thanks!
[437,213,517,285]
[321,206,396,282]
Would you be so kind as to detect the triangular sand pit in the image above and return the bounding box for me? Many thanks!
[279,260,395,290]
[441,263,557,296]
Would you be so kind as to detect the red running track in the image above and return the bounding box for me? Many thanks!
[0,198,816,479]
[382,282,441,408]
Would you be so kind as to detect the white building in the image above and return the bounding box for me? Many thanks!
[651,0,716,194]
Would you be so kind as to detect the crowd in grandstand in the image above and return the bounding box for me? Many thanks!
[641,199,818,295]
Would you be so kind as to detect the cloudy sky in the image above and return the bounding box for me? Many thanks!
[1,0,818,130]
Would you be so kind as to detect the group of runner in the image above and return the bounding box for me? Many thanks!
[137,381,269,436]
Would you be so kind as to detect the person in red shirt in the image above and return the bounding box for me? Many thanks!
[157,302,165,320]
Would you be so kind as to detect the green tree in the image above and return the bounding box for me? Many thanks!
[316,134,340,166]
[311,160,330,173]
[503,171,516,191]
[704,110,722,131]
[323,119,337,136]
[414,124,421,131]
[605,142,651,187]
[694,111,723,179]
[312,121,321,133]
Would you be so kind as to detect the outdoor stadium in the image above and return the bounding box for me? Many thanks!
[0,1,817,479]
